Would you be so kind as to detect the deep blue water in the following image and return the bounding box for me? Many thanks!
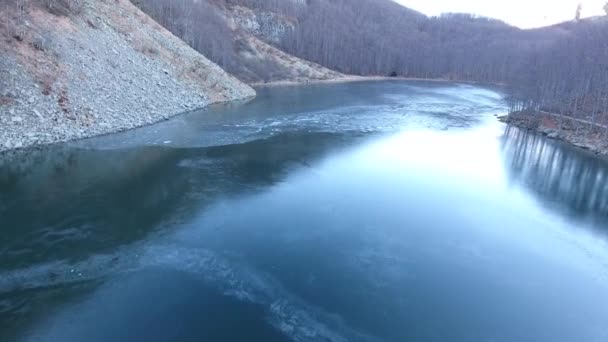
[1,81,608,342]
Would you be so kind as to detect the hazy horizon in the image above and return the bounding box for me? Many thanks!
[396,0,606,28]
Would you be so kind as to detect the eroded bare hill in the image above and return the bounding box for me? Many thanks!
[0,0,255,151]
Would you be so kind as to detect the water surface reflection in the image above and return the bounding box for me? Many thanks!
[502,127,608,227]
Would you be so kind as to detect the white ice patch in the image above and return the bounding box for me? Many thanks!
[0,242,380,342]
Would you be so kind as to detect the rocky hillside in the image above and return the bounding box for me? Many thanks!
[0,0,255,152]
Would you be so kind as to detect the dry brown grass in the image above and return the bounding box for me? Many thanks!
[57,88,70,114]
[0,96,15,106]
[0,4,75,110]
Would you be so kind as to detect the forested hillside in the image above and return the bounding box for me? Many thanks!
[504,18,608,154]
[510,19,608,120]
[133,0,343,83]
[136,0,608,130]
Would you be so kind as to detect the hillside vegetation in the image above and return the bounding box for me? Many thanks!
[134,0,343,84]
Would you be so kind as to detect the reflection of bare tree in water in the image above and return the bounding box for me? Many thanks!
[502,126,608,225]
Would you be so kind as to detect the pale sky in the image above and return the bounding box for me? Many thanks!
[396,0,606,28]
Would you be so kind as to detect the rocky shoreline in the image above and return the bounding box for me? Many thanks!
[499,111,608,156]
[0,0,255,153]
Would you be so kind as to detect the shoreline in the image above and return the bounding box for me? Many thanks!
[499,112,608,156]
[0,95,256,156]
[0,74,514,155]
[1,76,500,155]
[0,83,255,155]
[251,75,504,88]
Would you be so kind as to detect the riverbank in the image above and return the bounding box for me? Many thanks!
[0,0,254,153]
[500,111,608,156]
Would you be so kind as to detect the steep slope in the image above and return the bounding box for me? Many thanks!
[135,0,344,84]
[232,32,344,85]
[0,0,255,152]
[224,4,343,84]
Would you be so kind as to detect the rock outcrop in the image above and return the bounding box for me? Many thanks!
[223,4,344,84]
[0,0,255,152]
[228,5,296,44]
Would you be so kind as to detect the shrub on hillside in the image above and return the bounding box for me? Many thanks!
[43,0,84,16]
